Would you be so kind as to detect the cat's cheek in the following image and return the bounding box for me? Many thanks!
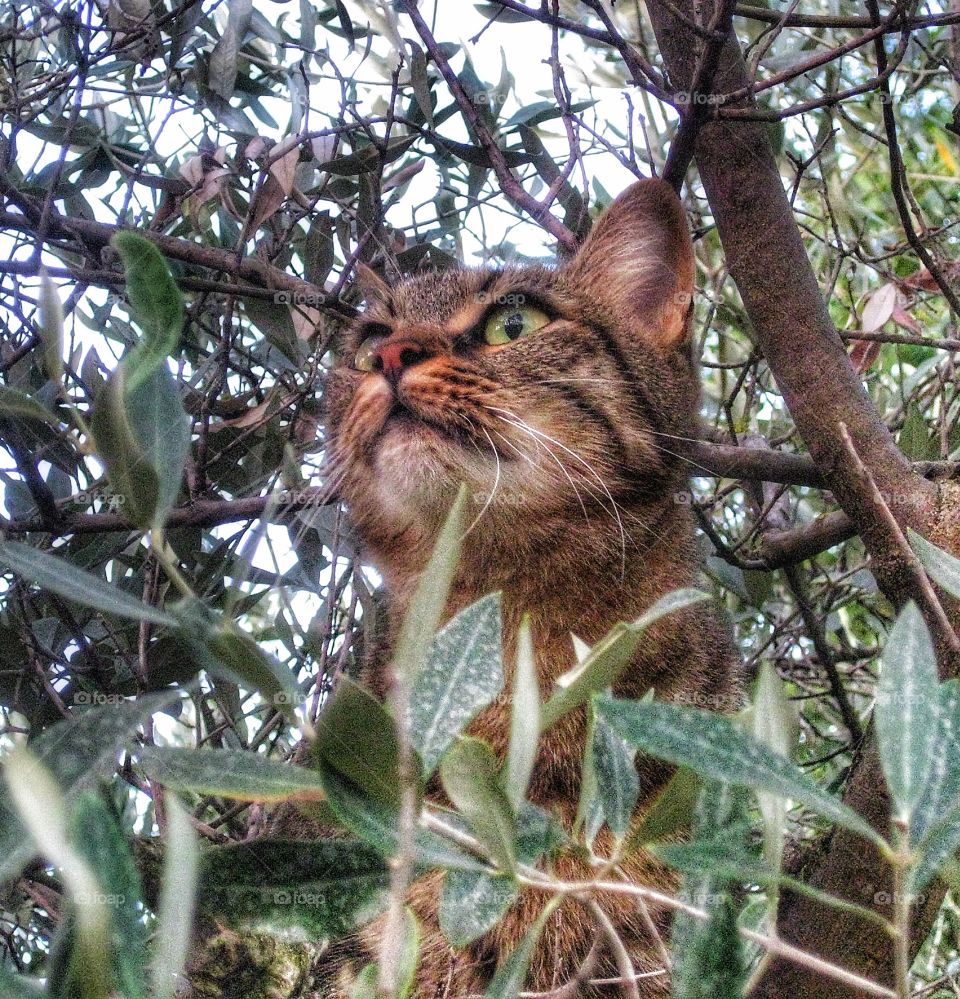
[336,377,394,456]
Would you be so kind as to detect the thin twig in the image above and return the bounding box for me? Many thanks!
[838,422,960,655]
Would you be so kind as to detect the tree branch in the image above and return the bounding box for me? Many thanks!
[645,3,955,994]
[397,1,578,252]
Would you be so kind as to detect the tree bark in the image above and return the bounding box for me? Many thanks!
[647,4,959,995]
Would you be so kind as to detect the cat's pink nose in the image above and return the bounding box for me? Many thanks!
[372,337,432,385]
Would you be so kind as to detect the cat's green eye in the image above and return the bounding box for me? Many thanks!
[483,305,550,346]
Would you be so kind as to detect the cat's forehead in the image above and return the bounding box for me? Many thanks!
[382,265,557,323]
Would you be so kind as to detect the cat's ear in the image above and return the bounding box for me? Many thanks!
[566,178,694,350]
[354,263,392,307]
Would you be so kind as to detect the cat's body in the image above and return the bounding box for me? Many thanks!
[320,179,741,996]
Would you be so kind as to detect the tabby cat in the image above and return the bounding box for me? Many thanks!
[321,178,741,997]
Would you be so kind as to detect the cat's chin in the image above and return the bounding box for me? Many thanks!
[369,423,473,514]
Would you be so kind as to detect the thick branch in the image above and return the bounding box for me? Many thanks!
[663,0,737,191]
[646,4,948,995]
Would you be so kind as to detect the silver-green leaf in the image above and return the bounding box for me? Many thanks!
[594,696,885,849]
[409,592,504,775]
[0,540,175,626]
[876,601,938,824]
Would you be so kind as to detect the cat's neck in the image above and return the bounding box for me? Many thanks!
[383,499,699,651]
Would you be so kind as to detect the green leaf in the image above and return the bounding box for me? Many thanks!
[0,385,59,425]
[91,364,189,528]
[0,539,176,625]
[911,682,960,888]
[474,2,534,22]
[654,781,758,879]
[440,737,515,873]
[206,625,301,720]
[319,767,485,872]
[751,663,793,873]
[0,693,179,881]
[314,676,407,808]
[674,893,746,999]
[503,99,596,128]
[396,907,421,999]
[408,591,504,775]
[897,403,938,461]
[909,528,960,599]
[349,965,377,999]
[90,367,159,527]
[913,680,960,844]
[392,485,468,687]
[591,710,639,837]
[39,268,64,383]
[5,750,112,999]
[409,43,433,127]
[576,703,603,845]
[594,696,885,848]
[655,836,765,880]
[440,870,518,948]
[541,589,709,731]
[197,838,390,937]
[111,234,184,391]
[70,794,148,999]
[913,799,960,892]
[876,601,939,824]
[139,746,327,802]
[503,613,539,812]
[672,781,751,999]
[173,598,302,721]
[241,297,305,365]
[124,365,190,526]
[484,898,559,999]
[627,767,702,851]
[515,802,566,864]
[150,796,199,999]
[208,0,246,98]
[0,967,45,997]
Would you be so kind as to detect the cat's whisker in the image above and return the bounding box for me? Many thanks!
[489,406,658,577]
[486,406,688,573]
[488,407,635,576]
[531,376,636,389]
[521,380,731,482]
[489,411,594,529]
[491,428,537,469]
[644,429,718,445]
[640,440,717,479]
[464,426,502,539]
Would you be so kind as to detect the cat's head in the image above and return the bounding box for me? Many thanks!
[323,179,698,577]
